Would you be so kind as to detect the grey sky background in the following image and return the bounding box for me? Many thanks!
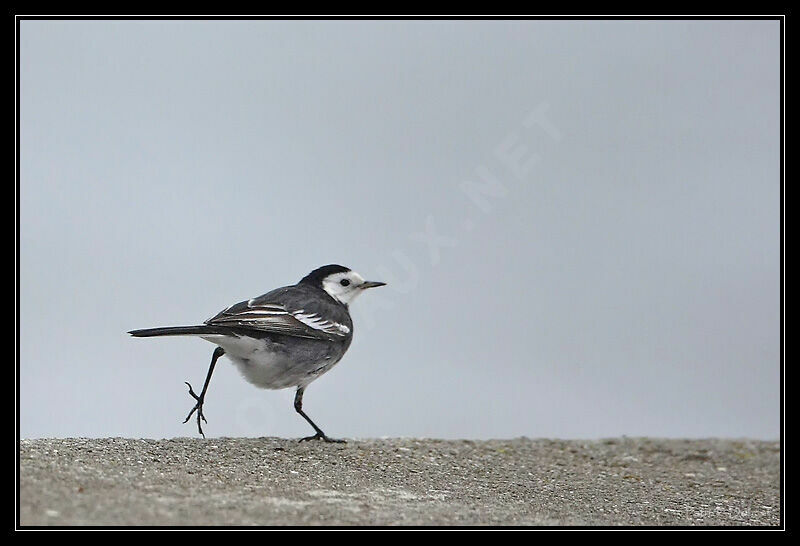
[20,20,780,440]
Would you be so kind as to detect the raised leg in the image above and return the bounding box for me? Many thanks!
[183,346,225,438]
[294,387,345,443]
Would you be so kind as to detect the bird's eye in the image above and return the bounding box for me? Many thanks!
[340,279,350,287]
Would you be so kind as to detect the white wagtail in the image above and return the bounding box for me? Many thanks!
[129,265,385,443]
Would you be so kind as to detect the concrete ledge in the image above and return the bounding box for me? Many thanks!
[19,437,780,526]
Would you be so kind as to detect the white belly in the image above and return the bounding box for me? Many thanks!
[200,335,331,390]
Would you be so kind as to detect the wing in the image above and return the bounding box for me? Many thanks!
[205,289,351,341]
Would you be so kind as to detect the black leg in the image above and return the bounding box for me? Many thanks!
[294,387,345,443]
[183,346,225,438]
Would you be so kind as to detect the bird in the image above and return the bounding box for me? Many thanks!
[128,264,386,443]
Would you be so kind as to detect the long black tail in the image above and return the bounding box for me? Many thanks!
[128,325,230,338]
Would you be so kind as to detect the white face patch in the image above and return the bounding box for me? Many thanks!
[321,270,367,305]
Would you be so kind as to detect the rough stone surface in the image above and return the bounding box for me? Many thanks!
[19,437,780,527]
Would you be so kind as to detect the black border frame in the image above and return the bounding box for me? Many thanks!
[13,13,786,532]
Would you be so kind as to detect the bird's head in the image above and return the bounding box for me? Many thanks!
[299,264,386,305]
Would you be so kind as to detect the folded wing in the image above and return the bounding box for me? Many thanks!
[205,292,350,341]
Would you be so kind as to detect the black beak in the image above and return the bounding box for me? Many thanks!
[360,281,387,289]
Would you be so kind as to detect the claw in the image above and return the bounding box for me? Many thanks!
[180,348,223,440]
[299,433,346,444]
[182,381,207,437]
[185,382,201,401]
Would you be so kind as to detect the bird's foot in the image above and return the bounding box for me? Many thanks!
[183,382,208,438]
[299,433,346,444]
